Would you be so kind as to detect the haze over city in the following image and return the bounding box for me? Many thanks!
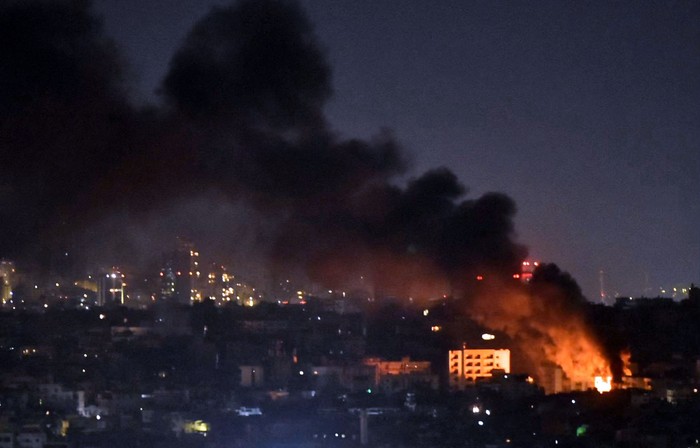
[89,0,700,299]
[2,2,700,448]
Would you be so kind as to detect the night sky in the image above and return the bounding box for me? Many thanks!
[5,0,699,299]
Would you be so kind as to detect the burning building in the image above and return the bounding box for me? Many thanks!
[466,264,613,395]
[538,363,611,395]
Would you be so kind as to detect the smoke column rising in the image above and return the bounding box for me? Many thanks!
[0,0,617,388]
[0,0,526,297]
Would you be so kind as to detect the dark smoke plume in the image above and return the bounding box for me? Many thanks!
[0,0,526,298]
[163,0,331,131]
[0,0,137,258]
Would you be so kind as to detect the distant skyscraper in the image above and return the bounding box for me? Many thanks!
[518,260,539,282]
[97,269,125,306]
[159,238,200,304]
[201,263,234,303]
[0,260,15,305]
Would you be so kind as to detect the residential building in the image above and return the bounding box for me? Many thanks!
[448,347,511,390]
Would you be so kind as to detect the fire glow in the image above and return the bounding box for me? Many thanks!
[469,275,614,394]
[621,349,633,377]
[594,375,612,393]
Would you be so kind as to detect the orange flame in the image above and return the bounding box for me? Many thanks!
[470,279,612,394]
[620,349,633,377]
[594,375,612,393]
[545,321,612,392]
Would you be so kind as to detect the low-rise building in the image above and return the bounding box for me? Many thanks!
[36,383,85,415]
[16,429,46,448]
[0,433,13,448]
[363,357,438,393]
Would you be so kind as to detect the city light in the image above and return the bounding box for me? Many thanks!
[0,1,694,443]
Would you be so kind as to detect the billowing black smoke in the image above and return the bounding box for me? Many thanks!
[163,0,331,131]
[0,0,526,297]
[0,0,132,254]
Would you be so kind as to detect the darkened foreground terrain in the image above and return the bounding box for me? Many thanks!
[2,289,700,447]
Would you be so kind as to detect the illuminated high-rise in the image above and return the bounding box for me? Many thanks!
[159,238,200,304]
[0,260,15,305]
[201,263,234,303]
[518,260,539,283]
[97,269,125,306]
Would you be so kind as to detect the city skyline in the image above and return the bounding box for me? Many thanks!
[1,1,698,300]
[2,4,700,445]
[90,0,700,299]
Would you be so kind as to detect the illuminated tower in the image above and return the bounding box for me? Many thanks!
[97,269,125,306]
[519,260,539,282]
[160,238,200,304]
[0,260,15,305]
[202,263,233,303]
